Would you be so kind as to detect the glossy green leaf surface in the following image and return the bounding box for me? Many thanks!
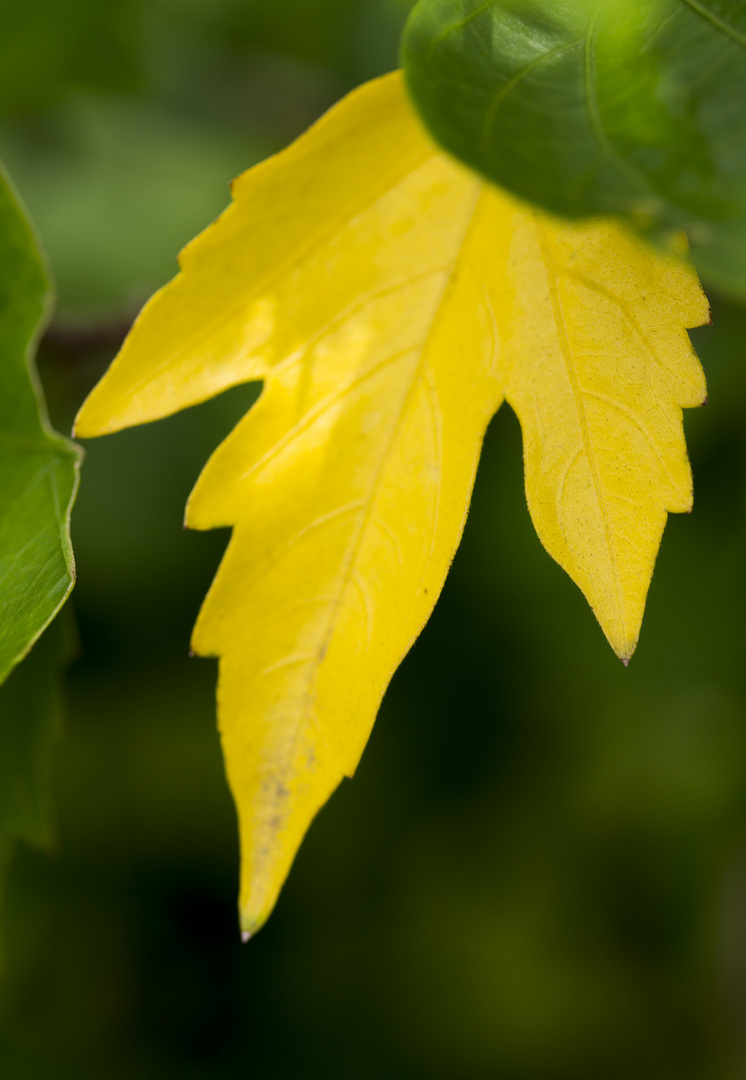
[402,0,746,294]
[0,166,80,685]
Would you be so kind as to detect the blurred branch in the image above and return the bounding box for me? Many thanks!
[41,311,135,362]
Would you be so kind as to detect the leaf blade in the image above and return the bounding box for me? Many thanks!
[73,77,438,436]
[75,72,708,933]
[492,208,708,659]
[78,74,506,933]
[0,165,81,684]
[0,613,76,950]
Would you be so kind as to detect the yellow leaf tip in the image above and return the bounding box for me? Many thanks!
[612,636,636,666]
[605,629,637,666]
[72,408,114,440]
[240,905,271,941]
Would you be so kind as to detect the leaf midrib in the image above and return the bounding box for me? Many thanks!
[534,215,628,647]
[250,181,485,875]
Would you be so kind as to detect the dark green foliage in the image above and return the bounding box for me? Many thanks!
[0,0,141,115]
[0,168,80,684]
[0,614,75,918]
[402,0,746,294]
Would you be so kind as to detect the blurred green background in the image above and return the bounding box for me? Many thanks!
[2,1,746,1076]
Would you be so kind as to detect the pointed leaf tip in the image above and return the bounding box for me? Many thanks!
[240,904,270,941]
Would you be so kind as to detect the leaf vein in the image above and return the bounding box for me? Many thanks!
[481,37,585,153]
[269,183,484,810]
[583,8,652,199]
[534,215,627,640]
[680,0,746,47]
[579,388,685,500]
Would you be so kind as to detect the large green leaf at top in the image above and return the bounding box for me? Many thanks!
[0,166,80,685]
[402,0,746,294]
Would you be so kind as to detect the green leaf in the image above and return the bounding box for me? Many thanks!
[0,613,74,850]
[0,612,76,931]
[402,0,746,294]
[0,164,81,685]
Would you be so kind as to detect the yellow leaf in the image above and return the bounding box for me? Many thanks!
[75,71,707,934]
[493,217,708,660]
